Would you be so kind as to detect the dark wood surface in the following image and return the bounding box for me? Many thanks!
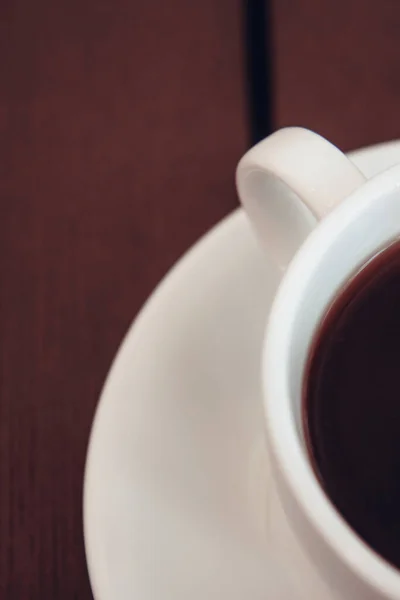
[272,0,400,151]
[0,1,247,597]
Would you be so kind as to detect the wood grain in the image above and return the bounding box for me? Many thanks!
[272,0,400,151]
[0,1,247,597]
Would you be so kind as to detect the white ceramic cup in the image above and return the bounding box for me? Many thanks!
[236,127,400,600]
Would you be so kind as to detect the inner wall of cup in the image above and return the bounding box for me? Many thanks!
[287,186,400,449]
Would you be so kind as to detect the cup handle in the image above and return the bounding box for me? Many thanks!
[236,127,367,271]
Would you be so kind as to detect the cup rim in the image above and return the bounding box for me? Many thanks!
[263,165,400,599]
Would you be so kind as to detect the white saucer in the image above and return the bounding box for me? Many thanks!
[84,140,400,600]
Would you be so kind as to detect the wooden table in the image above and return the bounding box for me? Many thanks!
[2,0,400,597]
[272,0,400,150]
[0,2,246,597]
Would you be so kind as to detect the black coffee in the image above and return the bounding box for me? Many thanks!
[304,241,400,569]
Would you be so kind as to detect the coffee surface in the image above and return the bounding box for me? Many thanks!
[304,241,400,569]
